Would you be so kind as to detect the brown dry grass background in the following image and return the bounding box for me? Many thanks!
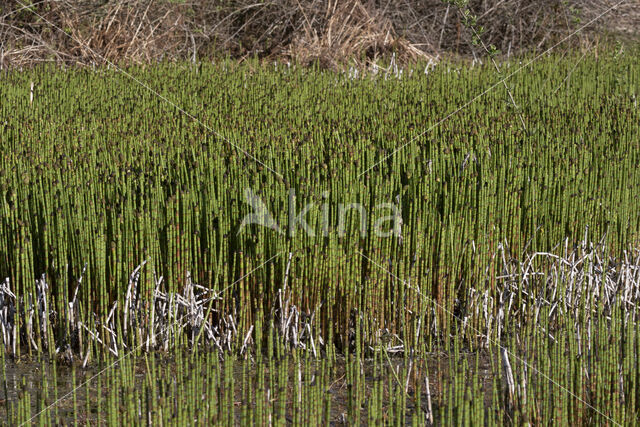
[0,0,638,69]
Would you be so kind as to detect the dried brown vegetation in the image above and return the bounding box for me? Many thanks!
[0,0,637,69]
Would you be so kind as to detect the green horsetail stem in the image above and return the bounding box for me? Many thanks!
[0,49,639,424]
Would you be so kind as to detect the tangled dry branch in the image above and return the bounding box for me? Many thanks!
[0,0,636,69]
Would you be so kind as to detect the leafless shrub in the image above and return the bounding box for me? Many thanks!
[0,0,635,69]
[284,0,431,68]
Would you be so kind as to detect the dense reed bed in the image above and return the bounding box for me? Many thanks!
[1,51,639,424]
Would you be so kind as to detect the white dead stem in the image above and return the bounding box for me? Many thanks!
[240,325,254,355]
[424,374,433,425]
[501,347,516,412]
